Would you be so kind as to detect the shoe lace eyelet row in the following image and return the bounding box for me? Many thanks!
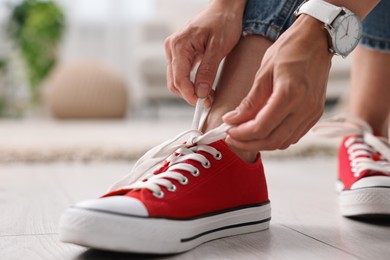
[108,99,233,198]
[346,136,390,178]
[311,115,390,179]
[131,145,222,199]
[152,178,187,198]
[152,157,218,199]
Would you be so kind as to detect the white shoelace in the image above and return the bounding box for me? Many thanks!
[312,114,390,177]
[108,99,232,197]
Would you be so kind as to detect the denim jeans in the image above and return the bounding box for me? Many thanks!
[242,0,390,53]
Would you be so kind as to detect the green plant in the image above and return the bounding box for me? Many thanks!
[0,58,6,116]
[0,59,6,72]
[8,0,65,102]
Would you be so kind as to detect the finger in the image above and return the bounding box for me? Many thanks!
[171,38,198,105]
[192,53,203,71]
[194,39,223,99]
[204,89,215,108]
[164,37,178,95]
[172,58,197,105]
[227,88,292,142]
[166,63,180,96]
[226,113,296,151]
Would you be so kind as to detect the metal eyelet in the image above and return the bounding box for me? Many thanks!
[203,161,211,168]
[167,185,177,192]
[192,169,200,177]
[153,190,164,198]
[214,153,222,160]
[180,177,189,185]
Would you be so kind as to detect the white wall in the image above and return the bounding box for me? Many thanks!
[0,0,349,110]
[57,0,207,105]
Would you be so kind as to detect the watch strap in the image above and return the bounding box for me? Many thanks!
[296,0,343,25]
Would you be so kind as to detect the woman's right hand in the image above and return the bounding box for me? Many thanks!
[164,0,247,106]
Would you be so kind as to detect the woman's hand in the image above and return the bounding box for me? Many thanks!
[224,15,333,151]
[164,0,246,106]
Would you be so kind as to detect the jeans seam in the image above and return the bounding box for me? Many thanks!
[269,0,300,39]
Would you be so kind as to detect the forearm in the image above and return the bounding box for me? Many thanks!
[325,0,380,19]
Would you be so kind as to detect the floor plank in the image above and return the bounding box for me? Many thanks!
[0,234,82,260]
[0,224,355,260]
[265,157,390,260]
[0,165,71,236]
[0,159,388,259]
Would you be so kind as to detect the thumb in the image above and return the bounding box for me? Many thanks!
[194,49,222,99]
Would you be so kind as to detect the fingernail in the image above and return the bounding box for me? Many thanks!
[196,83,210,98]
[223,108,240,120]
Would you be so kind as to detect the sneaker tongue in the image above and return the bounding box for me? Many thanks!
[153,160,170,175]
[125,189,142,200]
[100,187,144,199]
[101,188,129,198]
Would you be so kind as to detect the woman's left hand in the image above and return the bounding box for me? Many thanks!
[223,15,333,151]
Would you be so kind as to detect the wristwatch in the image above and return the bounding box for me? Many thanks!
[295,0,362,58]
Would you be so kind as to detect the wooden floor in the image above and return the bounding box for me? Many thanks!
[1,157,389,260]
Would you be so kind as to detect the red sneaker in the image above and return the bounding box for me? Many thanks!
[59,102,271,254]
[313,115,390,217]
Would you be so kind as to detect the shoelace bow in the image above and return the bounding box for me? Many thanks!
[312,114,390,177]
[108,99,232,197]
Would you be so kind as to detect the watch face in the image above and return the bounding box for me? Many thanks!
[333,14,362,57]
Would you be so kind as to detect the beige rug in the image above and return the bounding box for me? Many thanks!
[0,119,339,163]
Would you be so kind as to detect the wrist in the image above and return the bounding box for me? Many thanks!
[293,14,334,58]
[295,1,364,57]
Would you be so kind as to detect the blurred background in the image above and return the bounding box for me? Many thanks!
[0,0,349,163]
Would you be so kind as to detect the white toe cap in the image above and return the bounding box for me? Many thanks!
[74,196,149,217]
[351,176,390,190]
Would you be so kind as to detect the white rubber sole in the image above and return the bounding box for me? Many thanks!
[340,188,390,217]
[59,203,271,254]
